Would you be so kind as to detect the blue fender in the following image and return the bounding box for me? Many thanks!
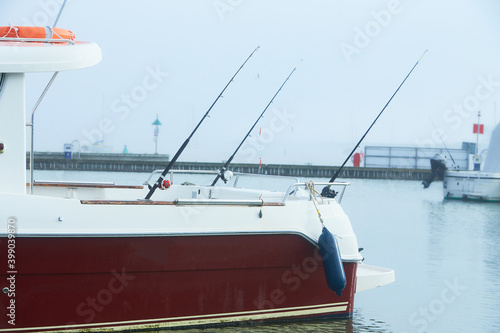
[318,226,346,296]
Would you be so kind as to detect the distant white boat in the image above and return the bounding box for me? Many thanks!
[443,122,500,202]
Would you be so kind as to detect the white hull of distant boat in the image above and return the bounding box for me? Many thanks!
[444,171,500,202]
[443,116,500,202]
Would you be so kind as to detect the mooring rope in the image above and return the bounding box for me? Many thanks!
[305,181,325,227]
[306,181,343,239]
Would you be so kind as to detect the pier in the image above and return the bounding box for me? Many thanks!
[26,152,431,180]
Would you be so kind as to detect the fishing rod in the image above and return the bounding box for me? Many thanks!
[322,50,428,198]
[211,62,300,186]
[429,117,457,168]
[145,46,260,199]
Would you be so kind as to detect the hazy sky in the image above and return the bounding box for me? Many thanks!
[2,0,500,165]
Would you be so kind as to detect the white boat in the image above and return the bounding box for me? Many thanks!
[0,26,394,332]
[443,122,500,201]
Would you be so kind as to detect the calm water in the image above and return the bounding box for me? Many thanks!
[31,171,500,332]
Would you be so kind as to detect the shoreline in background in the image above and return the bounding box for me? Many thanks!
[26,152,431,180]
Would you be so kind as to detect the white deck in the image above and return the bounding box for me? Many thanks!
[3,177,395,292]
[356,264,395,292]
[0,40,101,72]
[4,179,363,262]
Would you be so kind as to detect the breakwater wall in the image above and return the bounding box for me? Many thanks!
[27,152,431,180]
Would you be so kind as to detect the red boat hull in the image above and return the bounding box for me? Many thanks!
[0,234,357,331]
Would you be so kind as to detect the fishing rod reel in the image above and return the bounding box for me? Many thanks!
[321,186,337,199]
[219,168,233,183]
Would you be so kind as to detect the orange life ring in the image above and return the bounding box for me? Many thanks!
[0,26,75,40]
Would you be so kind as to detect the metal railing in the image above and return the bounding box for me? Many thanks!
[144,169,300,188]
[0,37,75,45]
[282,182,349,204]
[144,169,348,204]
